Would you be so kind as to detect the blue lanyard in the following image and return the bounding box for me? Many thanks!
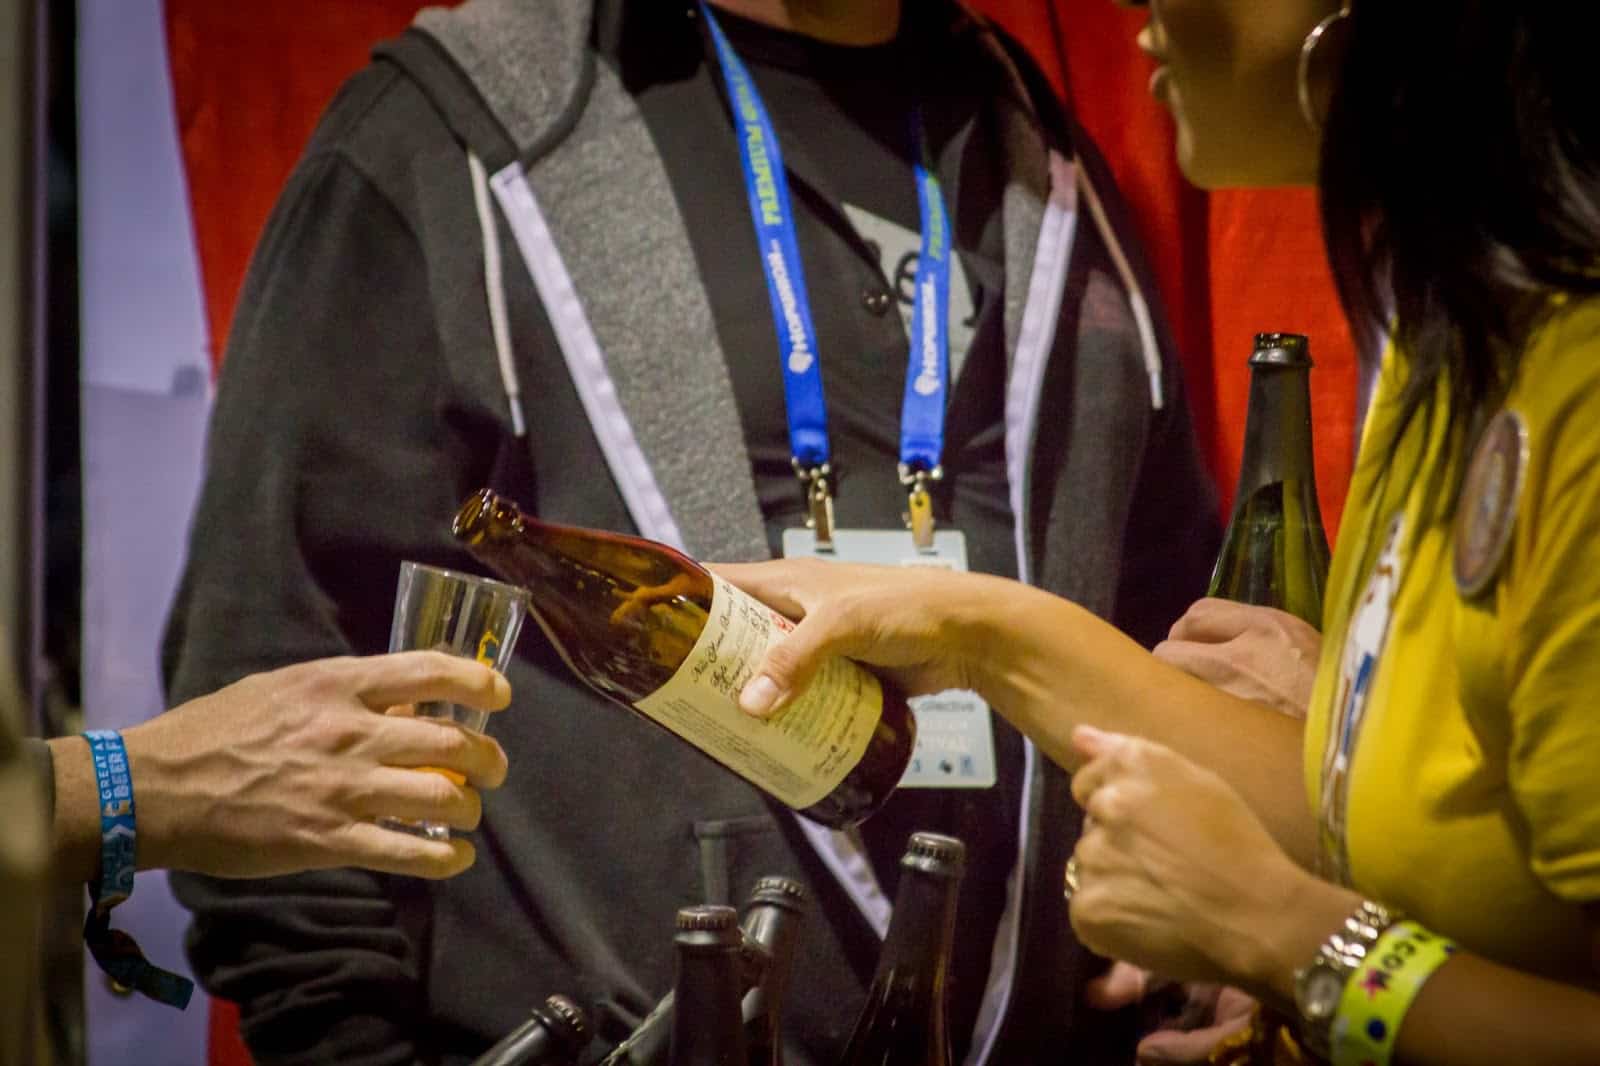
[700,3,952,545]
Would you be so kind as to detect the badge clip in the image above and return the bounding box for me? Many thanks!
[795,460,836,552]
[899,464,942,553]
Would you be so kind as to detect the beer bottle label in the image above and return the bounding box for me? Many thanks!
[633,574,883,807]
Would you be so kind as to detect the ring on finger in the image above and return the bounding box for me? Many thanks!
[1063,855,1081,901]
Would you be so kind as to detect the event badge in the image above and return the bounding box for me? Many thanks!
[782,527,998,790]
[701,3,993,789]
[1453,408,1526,598]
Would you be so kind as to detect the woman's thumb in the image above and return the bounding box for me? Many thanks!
[738,611,838,717]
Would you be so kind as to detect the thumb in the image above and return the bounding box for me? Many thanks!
[739,607,851,718]
[1071,723,1127,762]
[1085,961,1150,1010]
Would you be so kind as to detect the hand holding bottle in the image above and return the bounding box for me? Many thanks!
[1153,598,1323,719]
[711,558,1008,717]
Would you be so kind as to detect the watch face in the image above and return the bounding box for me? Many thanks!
[1306,969,1344,1019]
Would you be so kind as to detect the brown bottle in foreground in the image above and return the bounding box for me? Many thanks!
[453,489,916,828]
[839,832,966,1066]
[670,907,748,1066]
[470,994,592,1066]
[597,876,809,1066]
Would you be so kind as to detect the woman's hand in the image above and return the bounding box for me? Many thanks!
[713,559,1015,714]
[1087,963,1258,1065]
[118,651,512,880]
[1066,725,1353,995]
[1153,599,1322,719]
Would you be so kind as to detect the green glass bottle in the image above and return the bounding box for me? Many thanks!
[1208,333,1332,627]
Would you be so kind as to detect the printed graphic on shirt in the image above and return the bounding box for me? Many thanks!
[842,202,978,377]
[1319,515,1406,884]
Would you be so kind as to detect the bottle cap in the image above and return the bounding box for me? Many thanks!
[676,904,740,933]
[748,876,809,912]
[534,994,592,1049]
[1250,332,1313,369]
[902,831,967,876]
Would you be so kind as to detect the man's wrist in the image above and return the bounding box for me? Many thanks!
[46,735,104,883]
[118,721,182,872]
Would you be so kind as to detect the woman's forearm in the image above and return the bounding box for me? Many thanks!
[1387,952,1600,1065]
[1250,893,1600,1066]
[965,578,1320,868]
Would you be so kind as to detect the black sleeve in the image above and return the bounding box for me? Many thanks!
[1112,351,1222,650]
[162,147,469,1066]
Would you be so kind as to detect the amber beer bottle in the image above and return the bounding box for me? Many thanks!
[599,877,809,1066]
[669,906,748,1066]
[839,832,966,1066]
[453,489,915,828]
[1208,333,1332,626]
[470,994,592,1066]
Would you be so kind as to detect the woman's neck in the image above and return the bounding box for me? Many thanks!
[704,0,902,46]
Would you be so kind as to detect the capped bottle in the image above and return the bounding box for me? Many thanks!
[471,994,593,1066]
[741,877,808,1066]
[1208,333,1332,627]
[670,906,748,1066]
[839,832,966,1066]
[454,489,916,828]
[599,877,809,1066]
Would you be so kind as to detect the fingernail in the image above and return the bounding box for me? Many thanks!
[740,675,781,716]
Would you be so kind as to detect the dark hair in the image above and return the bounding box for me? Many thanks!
[1319,5,1600,460]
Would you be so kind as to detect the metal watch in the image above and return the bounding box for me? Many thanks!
[1292,899,1398,1059]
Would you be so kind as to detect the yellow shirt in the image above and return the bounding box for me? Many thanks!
[1305,297,1600,985]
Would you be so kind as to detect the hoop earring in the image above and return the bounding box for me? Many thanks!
[1298,3,1352,133]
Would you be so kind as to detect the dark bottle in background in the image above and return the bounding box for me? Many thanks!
[1207,332,1332,627]
[598,877,809,1066]
[838,832,966,1066]
[454,488,916,829]
[470,994,592,1066]
[741,877,808,1066]
[669,906,749,1066]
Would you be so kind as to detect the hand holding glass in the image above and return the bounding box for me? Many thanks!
[383,561,527,840]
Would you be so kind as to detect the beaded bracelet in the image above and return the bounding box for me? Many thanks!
[1330,919,1458,1066]
[82,729,194,1009]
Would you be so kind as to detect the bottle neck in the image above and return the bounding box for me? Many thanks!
[870,869,960,1007]
[742,906,802,1061]
[1233,364,1318,497]
[473,1016,567,1066]
[669,944,748,1065]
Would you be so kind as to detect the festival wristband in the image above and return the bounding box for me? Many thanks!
[81,730,194,1009]
[1331,919,1458,1066]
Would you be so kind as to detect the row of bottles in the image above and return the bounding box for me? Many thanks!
[602,876,807,1066]
[470,831,966,1066]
